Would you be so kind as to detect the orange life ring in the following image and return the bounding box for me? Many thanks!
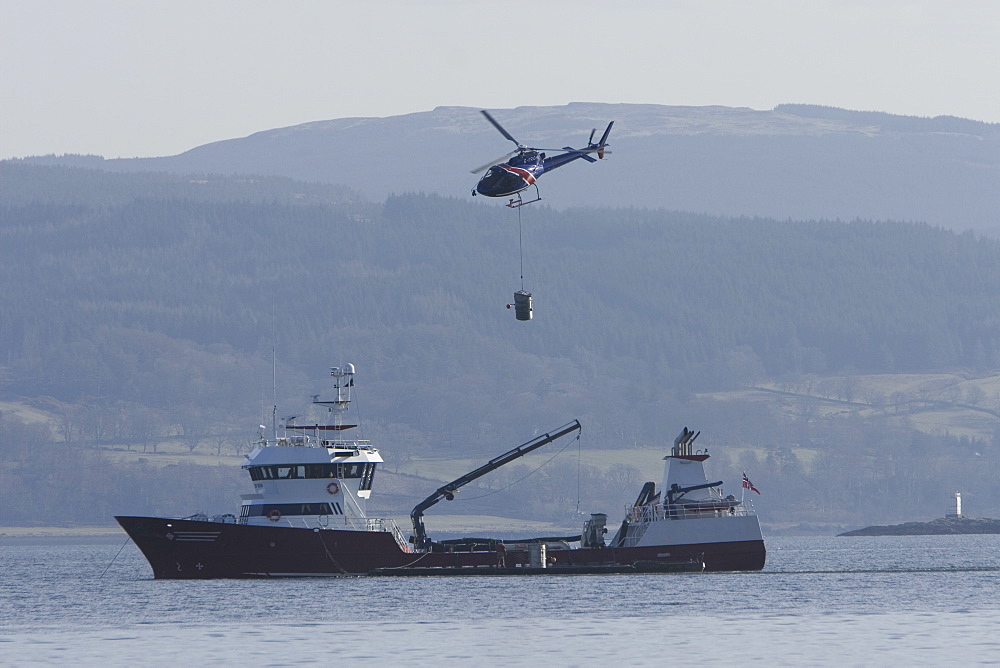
[268,509,281,522]
[326,481,340,495]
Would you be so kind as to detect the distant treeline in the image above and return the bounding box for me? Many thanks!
[3,164,1000,407]
[773,103,1000,135]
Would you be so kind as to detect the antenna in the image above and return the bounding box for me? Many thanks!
[271,305,277,441]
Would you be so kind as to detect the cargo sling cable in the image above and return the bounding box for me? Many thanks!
[506,205,533,321]
[517,204,525,290]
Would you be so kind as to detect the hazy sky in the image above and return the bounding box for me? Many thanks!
[4,1,999,159]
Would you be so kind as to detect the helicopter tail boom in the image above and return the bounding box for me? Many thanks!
[540,121,614,172]
[564,146,597,163]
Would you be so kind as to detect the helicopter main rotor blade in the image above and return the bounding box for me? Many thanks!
[481,110,522,148]
[471,145,584,173]
[470,149,519,174]
[563,147,613,156]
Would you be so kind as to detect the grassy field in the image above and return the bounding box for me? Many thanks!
[403,447,668,484]
[715,370,1000,442]
[98,446,240,468]
[7,369,1000,479]
[0,400,57,426]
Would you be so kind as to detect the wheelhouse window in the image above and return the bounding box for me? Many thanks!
[306,463,336,478]
[361,463,376,491]
[248,462,378,482]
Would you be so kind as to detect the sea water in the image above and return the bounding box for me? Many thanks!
[2,534,999,665]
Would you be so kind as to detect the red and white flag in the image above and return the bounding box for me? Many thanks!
[742,472,760,494]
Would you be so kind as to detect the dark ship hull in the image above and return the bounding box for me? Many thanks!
[116,515,765,578]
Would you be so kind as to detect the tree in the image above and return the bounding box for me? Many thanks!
[212,432,233,456]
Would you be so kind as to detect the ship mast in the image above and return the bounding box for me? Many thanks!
[312,364,355,445]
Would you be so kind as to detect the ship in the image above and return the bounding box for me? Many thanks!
[116,364,765,577]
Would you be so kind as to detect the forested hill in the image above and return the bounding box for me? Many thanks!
[3,162,1000,453]
[16,103,1000,234]
[0,162,365,207]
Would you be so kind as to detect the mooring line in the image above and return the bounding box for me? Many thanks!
[99,536,131,579]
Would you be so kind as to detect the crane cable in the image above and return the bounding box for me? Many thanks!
[517,204,525,290]
[451,431,582,501]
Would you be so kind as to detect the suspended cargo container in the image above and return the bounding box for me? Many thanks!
[511,290,532,320]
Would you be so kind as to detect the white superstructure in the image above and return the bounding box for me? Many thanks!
[611,427,762,550]
[237,365,407,547]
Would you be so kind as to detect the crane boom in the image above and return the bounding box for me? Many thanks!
[409,419,582,550]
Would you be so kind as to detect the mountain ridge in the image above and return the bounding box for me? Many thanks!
[14,102,1000,233]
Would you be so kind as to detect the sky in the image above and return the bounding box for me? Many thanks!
[3,0,1000,159]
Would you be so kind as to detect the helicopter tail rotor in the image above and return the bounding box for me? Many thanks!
[594,121,613,159]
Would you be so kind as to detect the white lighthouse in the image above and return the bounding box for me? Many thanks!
[945,492,963,519]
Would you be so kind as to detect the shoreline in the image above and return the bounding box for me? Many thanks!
[1,526,128,545]
[838,517,1000,536]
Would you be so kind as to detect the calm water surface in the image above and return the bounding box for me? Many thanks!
[2,534,999,665]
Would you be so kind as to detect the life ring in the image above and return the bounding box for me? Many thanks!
[268,509,281,522]
[326,481,340,495]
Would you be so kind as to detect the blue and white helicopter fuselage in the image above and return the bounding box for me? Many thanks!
[475,151,545,197]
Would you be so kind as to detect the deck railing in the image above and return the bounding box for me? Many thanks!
[626,501,756,524]
[617,501,756,548]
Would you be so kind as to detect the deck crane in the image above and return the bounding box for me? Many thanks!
[409,420,582,551]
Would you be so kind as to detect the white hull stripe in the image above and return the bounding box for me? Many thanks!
[500,165,536,185]
[168,531,222,542]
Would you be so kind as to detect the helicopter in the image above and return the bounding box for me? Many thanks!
[471,110,613,207]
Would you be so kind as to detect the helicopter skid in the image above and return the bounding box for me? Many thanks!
[507,194,542,208]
